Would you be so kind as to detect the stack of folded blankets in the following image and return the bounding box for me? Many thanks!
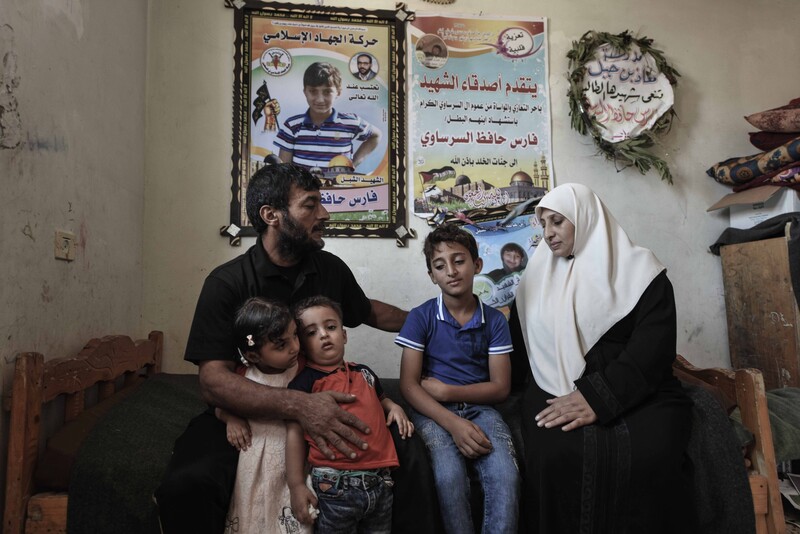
[706,98,800,192]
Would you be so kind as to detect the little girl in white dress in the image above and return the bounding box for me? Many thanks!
[219,297,313,534]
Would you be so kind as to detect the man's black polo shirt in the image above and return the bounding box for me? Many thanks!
[185,238,372,364]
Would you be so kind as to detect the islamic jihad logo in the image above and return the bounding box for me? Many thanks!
[261,47,291,76]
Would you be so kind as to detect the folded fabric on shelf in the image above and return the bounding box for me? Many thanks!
[706,135,800,186]
[749,131,800,152]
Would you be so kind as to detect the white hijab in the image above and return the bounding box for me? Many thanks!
[516,183,665,396]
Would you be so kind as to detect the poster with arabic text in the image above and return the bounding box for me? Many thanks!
[408,14,551,218]
[229,2,408,242]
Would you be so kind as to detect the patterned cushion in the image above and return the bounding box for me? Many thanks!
[706,135,800,186]
[774,164,800,183]
[745,97,800,133]
[732,164,800,192]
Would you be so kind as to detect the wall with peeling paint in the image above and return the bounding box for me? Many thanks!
[0,0,147,505]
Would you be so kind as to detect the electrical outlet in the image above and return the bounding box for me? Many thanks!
[54,230,76,261]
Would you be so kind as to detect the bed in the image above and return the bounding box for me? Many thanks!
[1,333,786,534]
[2,331,208,534]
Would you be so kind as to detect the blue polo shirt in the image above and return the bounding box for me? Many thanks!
[274,108,374,169]
[395,295,513,386]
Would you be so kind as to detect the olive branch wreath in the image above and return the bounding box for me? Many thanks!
[567,30,680,184]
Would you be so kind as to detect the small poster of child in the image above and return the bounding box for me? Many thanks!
[463,214,543,316]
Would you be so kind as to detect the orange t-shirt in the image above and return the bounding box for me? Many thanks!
[288,361,399,470]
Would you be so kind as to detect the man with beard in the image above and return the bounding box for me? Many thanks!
[155,163,441,534]
[354,53,377,81]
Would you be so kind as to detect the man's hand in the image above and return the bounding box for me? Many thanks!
[367,299,408,332]
[265,98,280,116]
[198,360,373,457]
[296,391,371,460]
[262,99,280,131]
[535,389,597,431]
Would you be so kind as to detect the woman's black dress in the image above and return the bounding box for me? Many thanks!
[510,271,698,534]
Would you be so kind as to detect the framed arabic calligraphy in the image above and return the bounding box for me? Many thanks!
[567,30,679,183]
[227,1,412,244]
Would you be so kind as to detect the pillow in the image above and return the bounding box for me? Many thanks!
[706,135,800,186]
[749,131,799,151]
[745,97,800,133]
[773,164,800,184]
[731,162,800,192]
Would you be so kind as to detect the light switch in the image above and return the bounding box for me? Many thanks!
[54,230,76,261]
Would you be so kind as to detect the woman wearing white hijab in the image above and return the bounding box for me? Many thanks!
[510,183,696,533]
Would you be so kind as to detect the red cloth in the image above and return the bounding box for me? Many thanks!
[732,163,800,192]
[749,131,799,151]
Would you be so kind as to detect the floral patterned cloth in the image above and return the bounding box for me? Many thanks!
[706,135,800,188]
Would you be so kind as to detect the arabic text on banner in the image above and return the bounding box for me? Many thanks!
[408,14,552,217]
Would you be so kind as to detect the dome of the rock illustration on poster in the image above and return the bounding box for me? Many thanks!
[328,155,354,170]
[510,171,533,185]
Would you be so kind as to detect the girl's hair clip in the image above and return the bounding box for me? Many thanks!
[238,348,250,367]
[246,334,255,347]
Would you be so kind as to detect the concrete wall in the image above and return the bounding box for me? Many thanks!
[0,0,148,508]
[144,0,800,380]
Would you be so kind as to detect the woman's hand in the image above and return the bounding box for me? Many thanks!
[535,389,597,431]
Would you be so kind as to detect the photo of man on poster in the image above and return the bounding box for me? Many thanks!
[352,53,378,81]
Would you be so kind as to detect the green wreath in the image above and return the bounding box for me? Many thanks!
[567,30,680,183]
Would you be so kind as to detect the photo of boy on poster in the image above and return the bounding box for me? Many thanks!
[450,211,544,316]
[229,3,408,241]
[273,61,381,175]
[253,44,389,214]
[487,242,527,282]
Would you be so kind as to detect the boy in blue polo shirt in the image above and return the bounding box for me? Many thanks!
[396,223,520,533]
[275,62,380,171]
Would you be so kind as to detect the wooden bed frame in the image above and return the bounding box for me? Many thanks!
[2,341,784,534]
[674,355,786,534]
[2,331,163,534]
